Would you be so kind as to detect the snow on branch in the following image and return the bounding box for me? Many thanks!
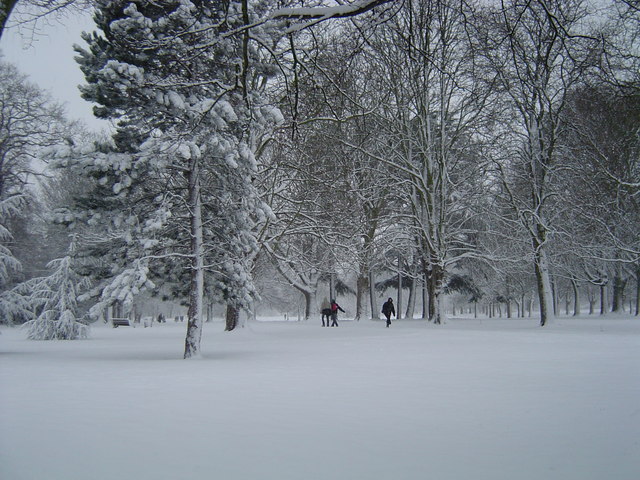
[270,0,396,31]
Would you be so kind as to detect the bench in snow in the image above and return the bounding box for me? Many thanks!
[112,318,131,328]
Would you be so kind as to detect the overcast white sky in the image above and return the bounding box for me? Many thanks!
[0,11,109,132]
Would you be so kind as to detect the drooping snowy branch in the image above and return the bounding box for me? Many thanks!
[271,0,395,21]
[270,0,397,32]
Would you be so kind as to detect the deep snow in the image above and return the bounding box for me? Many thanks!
[1,316,639,480]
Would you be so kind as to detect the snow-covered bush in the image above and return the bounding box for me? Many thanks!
[23,246,91,340]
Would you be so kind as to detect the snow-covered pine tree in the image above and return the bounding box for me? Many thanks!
[0,194,28,323]
[69,0,281,357]
[23,238,91,340]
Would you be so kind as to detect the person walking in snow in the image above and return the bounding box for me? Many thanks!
[330,299,345,327]
[321,297,332,327]
[382,297,395,327]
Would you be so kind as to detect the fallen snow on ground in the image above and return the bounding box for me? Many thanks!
[1,316,639,480]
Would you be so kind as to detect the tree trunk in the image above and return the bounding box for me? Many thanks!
[329,273,336,304]
[505,280,512,318]
[225,304,240,331]
[551,276,558,316]
[396,254,403,319]
[369,270,378,320]
[355,274,367,321]
[184,161,204,359]
[422,270,429,319]
[533,246,554,327]
[600,283,608,315]
[612,271,627,313]
[428,262,445,324]
[405,277,417,320]
[587,285,596,314]
[430,290,444,324]
[302,289,316,321]
[572,278,581,316]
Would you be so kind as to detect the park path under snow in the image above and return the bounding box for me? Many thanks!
[1,316,639,480]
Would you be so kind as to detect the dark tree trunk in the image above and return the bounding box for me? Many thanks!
[329,273,336,305]
[405,276,417,320]
[612,272,627,313]
[428,262,445,324]
[396,254,403,320]
[533,244,554,326]
[369,270,378,320]
[303,290,312,321]
[422,270,429,319]
[225,304,240,331]
[572,278,581,316]
[355,274,367,321]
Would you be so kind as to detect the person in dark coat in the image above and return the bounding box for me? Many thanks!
[321,308,332,327]
[330,299,345,327]
[321,297,332,327]
[382,297,395,327]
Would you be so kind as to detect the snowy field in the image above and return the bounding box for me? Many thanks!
[1,315,639,480]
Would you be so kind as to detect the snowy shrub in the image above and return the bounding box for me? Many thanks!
[23,251,91,340]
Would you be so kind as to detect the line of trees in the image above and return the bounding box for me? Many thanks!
[259,0,639,327]
[0,0,638,356]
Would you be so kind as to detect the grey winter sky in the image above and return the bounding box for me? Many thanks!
[0,11,109,132]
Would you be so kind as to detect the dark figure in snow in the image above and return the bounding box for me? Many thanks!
[330,299,345,327]
[321,308,332,327]
[321,298,332,327]
[382,298,395,327]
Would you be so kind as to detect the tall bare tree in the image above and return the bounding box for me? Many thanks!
[360,0,490,324]
[478,0,602,325]
[0,59,73,322]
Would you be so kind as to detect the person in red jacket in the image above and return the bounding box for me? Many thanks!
[330,299,345,327]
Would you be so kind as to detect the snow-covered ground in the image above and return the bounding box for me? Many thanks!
[1,315,639,480]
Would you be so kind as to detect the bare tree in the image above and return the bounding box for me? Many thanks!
[359,0,491,324]
[603,0,640,90]
[1,0,92,39]
[560,85,640,314]
[478,0,603,326]
[0,59,71,199]
[0,58,75,322]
